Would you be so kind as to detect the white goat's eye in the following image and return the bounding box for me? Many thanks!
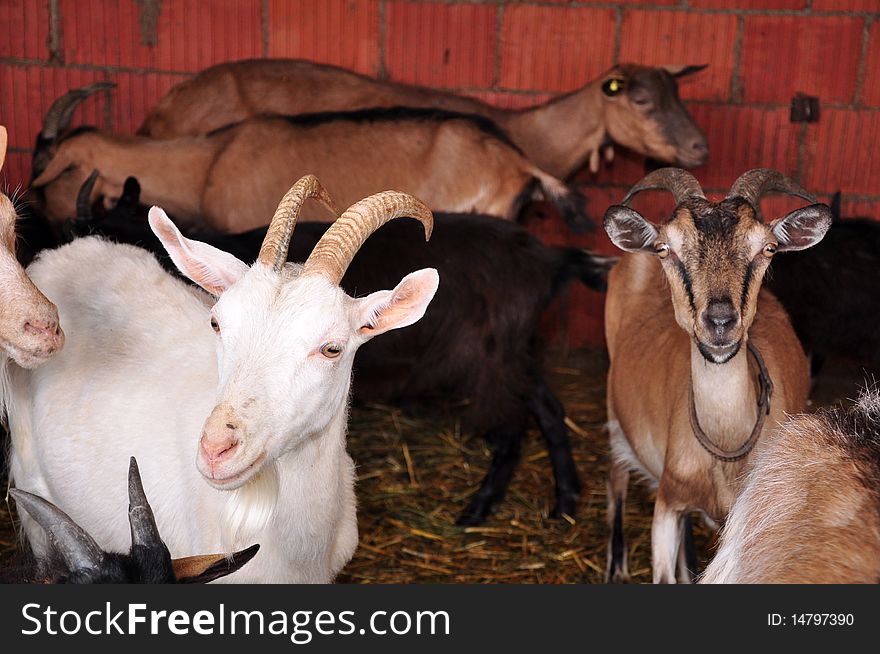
[763,243,778,257]
[210,317,221,333]
[320,342,342,359]
[655,243,670,259]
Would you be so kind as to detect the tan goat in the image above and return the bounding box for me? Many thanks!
[701,389,880,584]
[0,125,64,368]
[602,168,832,583]
[32,89,587,233]
[138,59,709,178]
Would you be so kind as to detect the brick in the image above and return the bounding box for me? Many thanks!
[269,0,380,76]
[838,198,880,219]
[500,6,616,93]
[861,21,880,107]
[0,0,51,61]
[619,10,738,102]
[804,108,880,196]
[0,151,33,195]
[0,64,110,150]
[689,105,800,191]
[385,2,496,88]
[109,71,191,134]
[690,0,805,8]
[61,0,262,71]
[812,0,879,10]
[741,16,863,104]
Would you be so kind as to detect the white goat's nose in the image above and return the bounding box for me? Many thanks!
[200,428,239,464]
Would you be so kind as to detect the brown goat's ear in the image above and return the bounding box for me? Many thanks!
[604,205,659,253]
[770,203,832,252]
[31,148,76,188]
[149,207,248,296]
[663,64,708,78]
[173,544,260,584]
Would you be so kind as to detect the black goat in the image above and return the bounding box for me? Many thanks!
[4,457,258,583]
[766,193,880,375]
[63,175,612,526]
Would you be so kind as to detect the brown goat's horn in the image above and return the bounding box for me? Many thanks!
[622,167,705,207]
[301,191,433,286]
[127,457,164,552]
[40,81,116,140]
[258,175,338,272]
[726,169,816,212]
[10,488,106,573]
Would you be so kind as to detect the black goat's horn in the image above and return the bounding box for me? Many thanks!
[128,457,164,552]
[622,167,705,207]
[76,170,100,221]
[41,81,116,140]
[726,169,815,215]
[10,488,105,573]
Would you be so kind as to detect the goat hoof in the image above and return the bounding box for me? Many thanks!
[549,493,579,521]
[455,500,493,527]
[606,569,631,584]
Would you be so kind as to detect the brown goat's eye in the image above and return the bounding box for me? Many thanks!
[320,342,342,359]
[655,243,671,259]
[602,78,626,97]
[210,317,220,333]
[763,243,778,257]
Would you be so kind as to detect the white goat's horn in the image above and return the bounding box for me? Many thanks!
[258,175,338,272]
[301,191,433,286]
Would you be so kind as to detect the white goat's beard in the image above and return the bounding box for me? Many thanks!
[220,460,279,553]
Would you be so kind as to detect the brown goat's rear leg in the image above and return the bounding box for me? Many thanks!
[456,422,526,526]
[605,460,630,583]
[528,375,581,520]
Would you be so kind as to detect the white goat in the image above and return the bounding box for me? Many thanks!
[7,176,439,583]
[0,125,64,370]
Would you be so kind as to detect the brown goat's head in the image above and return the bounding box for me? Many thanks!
[604,168,832,364]
[0,126,64,367]
[30,82,115,222]
[601,64,708,169]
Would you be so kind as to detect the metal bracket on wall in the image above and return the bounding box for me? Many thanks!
[790,93,820,123]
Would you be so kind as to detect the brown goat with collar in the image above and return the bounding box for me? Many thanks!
[701,389,880,584]
[138,60,709,178]
[602,168,832,583]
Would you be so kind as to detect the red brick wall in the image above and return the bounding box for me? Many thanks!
[1,0,878,347]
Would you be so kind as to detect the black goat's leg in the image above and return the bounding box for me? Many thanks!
[677,513,698,583]
[528,374,581,519]
[456,422,526,526]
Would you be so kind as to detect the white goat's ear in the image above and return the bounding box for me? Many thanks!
[355,268,439,340]
[149,207,248,296]
[0,125,7,172]
[770,204,833,252]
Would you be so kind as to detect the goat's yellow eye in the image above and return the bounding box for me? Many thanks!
[763,243,778,257]
[655,243,670,259]
[602,78,626,97]
[210,317,220,333]
[320,342,343,359]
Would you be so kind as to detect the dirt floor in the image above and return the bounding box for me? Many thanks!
[0,347,867,583]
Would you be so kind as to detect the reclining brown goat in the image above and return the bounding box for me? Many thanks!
[30,85,590,233]
[139,59,709,178]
